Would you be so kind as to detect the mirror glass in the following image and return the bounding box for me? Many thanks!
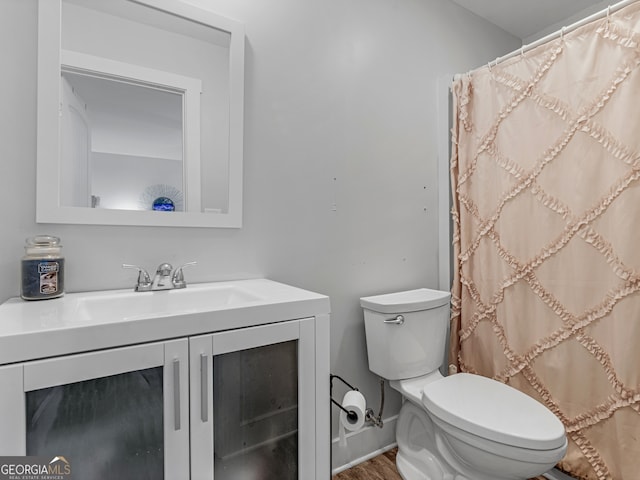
[61,70,185,211]
[37,0,245,227]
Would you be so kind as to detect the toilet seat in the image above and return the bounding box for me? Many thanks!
[422,373,566,450]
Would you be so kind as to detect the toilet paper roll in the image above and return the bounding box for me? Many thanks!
[338,390,367,447]
[339,390,367,432]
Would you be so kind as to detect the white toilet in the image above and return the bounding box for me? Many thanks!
[361,288,567,480]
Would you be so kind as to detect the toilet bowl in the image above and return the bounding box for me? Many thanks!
[361,289,567,480]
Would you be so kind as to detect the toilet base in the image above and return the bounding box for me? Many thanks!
[395,400,557,480]
[396,449,458,480]
[395,401,464,480]
[396,449,452,480]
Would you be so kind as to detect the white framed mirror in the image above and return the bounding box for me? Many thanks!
[37,0,245,228]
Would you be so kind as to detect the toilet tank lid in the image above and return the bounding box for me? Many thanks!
[360,288,451,314]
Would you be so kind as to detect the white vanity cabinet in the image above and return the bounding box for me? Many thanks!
[0,279,331,480]
[0,339,191,479]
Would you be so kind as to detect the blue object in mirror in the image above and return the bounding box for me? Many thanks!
[152,197,175,212]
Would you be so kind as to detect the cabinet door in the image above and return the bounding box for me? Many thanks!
[190,318,316,480]
[0,340,189,479]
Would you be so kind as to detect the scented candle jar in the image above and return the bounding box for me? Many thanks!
[21,235,65,300]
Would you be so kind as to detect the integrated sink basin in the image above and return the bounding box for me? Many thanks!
[0,278,330,364]
[76,282,265,321]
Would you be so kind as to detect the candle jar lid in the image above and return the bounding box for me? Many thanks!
[24,235,63,257]
[26,235,61,247]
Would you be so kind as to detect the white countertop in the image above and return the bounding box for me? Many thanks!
[0,279,330,365]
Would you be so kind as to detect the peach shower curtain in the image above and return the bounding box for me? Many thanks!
[449,3,640,480]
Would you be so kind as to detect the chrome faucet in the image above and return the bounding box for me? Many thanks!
[123,262,196,292]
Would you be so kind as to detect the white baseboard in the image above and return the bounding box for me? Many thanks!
[331,415,398,475]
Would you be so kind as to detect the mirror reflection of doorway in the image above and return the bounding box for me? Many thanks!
[60,76,91,208]
[60,71,184,211]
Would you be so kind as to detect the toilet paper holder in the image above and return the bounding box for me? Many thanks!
[330,374,384,428]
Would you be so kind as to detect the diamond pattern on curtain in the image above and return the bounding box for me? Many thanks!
[449,4,640,480]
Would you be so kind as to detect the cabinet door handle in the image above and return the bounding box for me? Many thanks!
[173,359,181,431]
[200,353,209,423]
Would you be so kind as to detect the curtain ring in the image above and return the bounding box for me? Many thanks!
[607,5,611,25]
[560,27,565,42]
[520,46,525,58]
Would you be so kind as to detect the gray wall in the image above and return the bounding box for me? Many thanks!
[0,0,519,467]
[525,0,610,43]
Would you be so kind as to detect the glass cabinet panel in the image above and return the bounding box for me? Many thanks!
[26,367,164,480]
[213,340,298,480]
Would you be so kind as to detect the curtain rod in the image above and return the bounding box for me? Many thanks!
[463,0,639,77]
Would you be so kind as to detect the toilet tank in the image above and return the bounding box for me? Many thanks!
[360,289,451,380]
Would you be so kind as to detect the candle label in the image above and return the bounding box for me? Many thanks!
[21,258,65,300]
[38,262,59,294]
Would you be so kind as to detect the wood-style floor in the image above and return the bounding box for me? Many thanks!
[333,449,401,480]
[333,448,547,480]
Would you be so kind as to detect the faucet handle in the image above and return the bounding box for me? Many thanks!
[172,261,197,288]
[122,264,152,291]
